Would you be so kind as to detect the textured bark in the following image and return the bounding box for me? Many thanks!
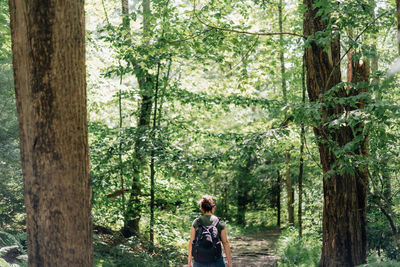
[303,1,369,266]
[9,0,92,266]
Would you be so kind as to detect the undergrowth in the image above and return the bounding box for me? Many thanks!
[93,233,185,267]
[275,227,321,267]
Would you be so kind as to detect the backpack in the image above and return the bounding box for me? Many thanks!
[192,217,222,263]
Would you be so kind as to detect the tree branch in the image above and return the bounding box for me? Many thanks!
[192,0,304,38]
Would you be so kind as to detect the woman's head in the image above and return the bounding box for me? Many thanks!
[198,195,215,213]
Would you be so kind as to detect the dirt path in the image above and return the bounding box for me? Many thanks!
[228,229,281,267]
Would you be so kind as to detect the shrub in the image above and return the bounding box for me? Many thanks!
[275,227,321,267]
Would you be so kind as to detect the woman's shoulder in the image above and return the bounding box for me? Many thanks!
[192,215,226,228]
[211,215,226,229]
[192,216,201,228]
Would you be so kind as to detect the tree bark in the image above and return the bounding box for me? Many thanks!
[303,1,369,266]
[9,1,92,266]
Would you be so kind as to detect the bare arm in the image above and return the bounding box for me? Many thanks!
[221,229,232,267]
[188,226,195,267]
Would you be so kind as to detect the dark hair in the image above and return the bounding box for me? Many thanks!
[198,195,215,212]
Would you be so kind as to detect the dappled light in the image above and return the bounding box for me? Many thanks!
[1,0,400,266]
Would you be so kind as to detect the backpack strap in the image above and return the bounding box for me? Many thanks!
[211,217,219,228]
[196,217,202,227]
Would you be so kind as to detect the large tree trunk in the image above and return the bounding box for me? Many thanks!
[9,1,92,266]
[303,1,369,266]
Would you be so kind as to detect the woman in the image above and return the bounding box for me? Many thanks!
[188,195,232,267]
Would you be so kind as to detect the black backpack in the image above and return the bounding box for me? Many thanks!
[192,217,222,263]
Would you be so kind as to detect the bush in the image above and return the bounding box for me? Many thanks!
[93,232,185,267]
[275,227,321,267]
[361,253,400,267]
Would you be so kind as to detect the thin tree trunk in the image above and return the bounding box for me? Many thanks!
[236,170,247,226]
[371,194,400,255]
[9,1,93,265]
[237,157,251,226]
[276,170,281,227]
[119,65,126,216]
[149,63,161,246]
[278,0,294,226]
[303,1,369,265]
[123,0,154,238]
[298,55,306,238]
[285,152,294,225]
[298,127,304,237]
[122,0,129,28]
[278,0,286,100]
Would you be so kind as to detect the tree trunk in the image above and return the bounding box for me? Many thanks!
[9,1,93,266]
[236,169,248,226]
[123,0,154,238]
[303,1,369,266]
[285,152,294,225]
[298,57,306,238]
[122,0,129,28]
[118,68,126,218]
[149,63,161,247]
[124,71,154,237]
[278,0,294,226]
[278,0,286,100]
[237,157,251,226]
[298,126,304,238]
[276,170,281,227]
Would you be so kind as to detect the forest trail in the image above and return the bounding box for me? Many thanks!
[229,229,281,267]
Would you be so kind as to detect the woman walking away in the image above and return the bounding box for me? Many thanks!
[188,195,232,267]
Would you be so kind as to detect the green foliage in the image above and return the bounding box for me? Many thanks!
[276,227,321,267]
[94,237,184,267]
[362,254,400,267]
[0,0,23,230]
[0,258,9,267]
[0,232,20,249]
[1,0,400,263]
[0,232,27,267]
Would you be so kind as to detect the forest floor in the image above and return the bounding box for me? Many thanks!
[228,228,281,267]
